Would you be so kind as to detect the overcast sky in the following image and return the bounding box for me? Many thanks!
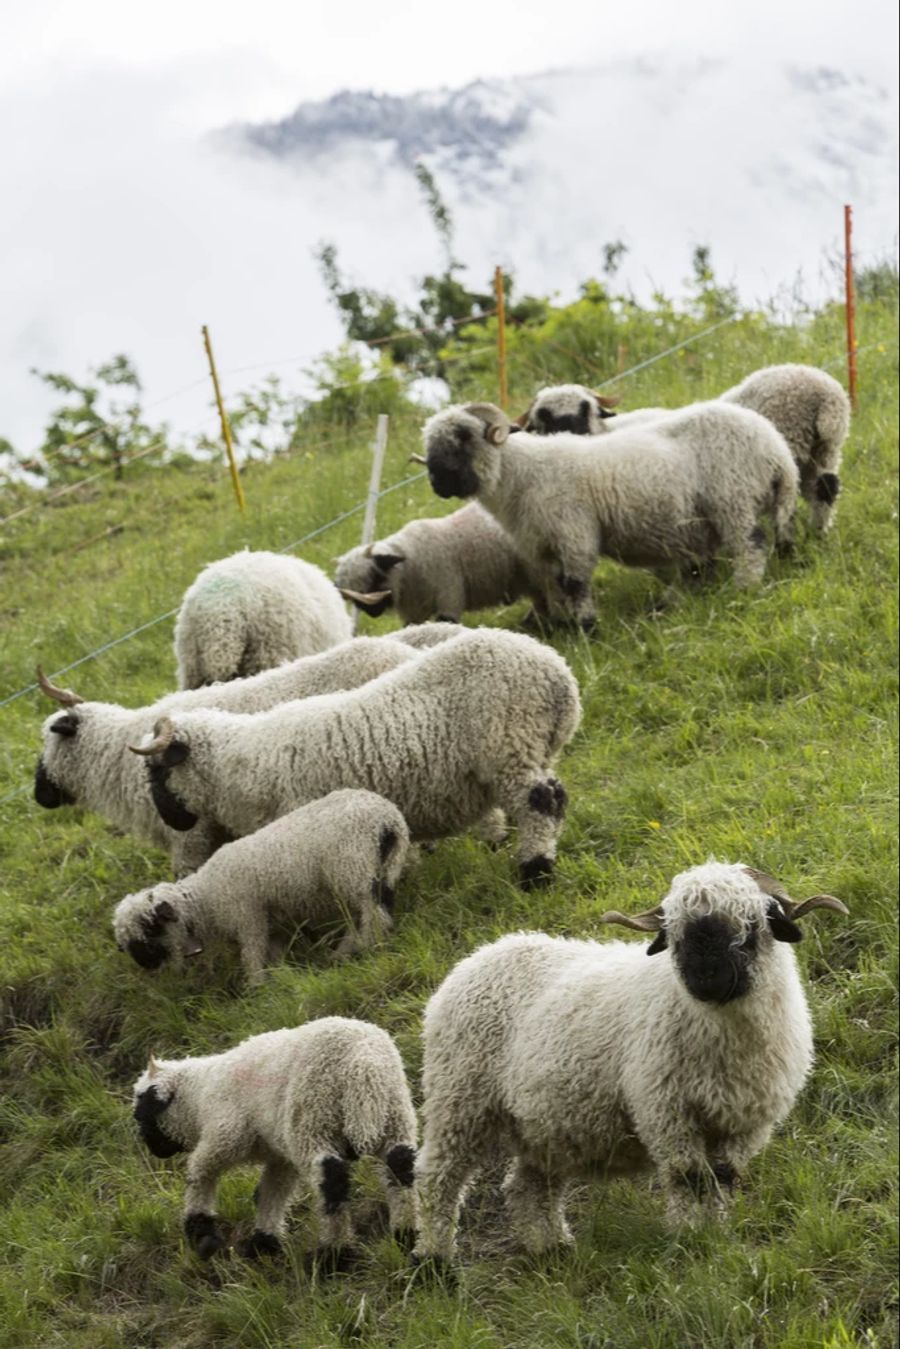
[1,0,896,453]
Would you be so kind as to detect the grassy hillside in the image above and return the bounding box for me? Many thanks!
[0,299,897,1349]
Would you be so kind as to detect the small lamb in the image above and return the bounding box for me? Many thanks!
[335,503,540,624]
[132,1017,418,1262]
[517,384,621,435]
[113,789,409,983]
[174,550,352,688]
[413,861,847,1264]
[422,401,798,628]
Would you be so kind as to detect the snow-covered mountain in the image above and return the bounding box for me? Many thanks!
[223,57,898,305]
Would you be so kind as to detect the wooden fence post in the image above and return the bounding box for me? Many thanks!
[202,324,246,513]
[844,205,859,410]
[494,266,508,411]
[349,413,390,634]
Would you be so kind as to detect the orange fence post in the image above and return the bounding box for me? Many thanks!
[202,324,246,513]
[494,266,508,411]
[844,206,859,410]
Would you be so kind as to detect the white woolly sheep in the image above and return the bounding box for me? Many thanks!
[335,503,541,624]
[113,789,409,982]
[527,364,849,532]
[413,861,847,1264]
[132,1017,418,1263]
[133,628,581,889]
[174,550,352,688]
[33,635,428,876]
[720,364,850,532]
[422,401,798,629]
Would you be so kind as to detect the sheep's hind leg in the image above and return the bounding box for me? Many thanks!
[379,1141,418,1244]
[726,522,769,588]
[412,1138,477,1267]
[307,1153,358,1272]
[236,1158,298,1258]
[497,768,568,889]
[503,1156,573,1253]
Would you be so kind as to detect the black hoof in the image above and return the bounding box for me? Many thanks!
[579,615,596,635]
[236,1229,283,1260]
[305,1244,360,1275]
[184,1212,228,1260]
[520,855,554,890]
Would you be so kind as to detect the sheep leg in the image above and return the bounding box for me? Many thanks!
[723,519,770,588]
[412,1139,477,1264]
[183,1141,231,1258]
[807,463,841,534]
[235,1159,298,1258]
[332,885,392,961]
[473,806,509,849]
[239,925,271,985]
[502,1156,573,1253]
[496,768,568,889]
[308,1152,357,1268]
[379,1141,418,1242]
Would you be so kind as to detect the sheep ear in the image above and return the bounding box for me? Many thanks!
[594,393,621,413]
[372,552,404,573]
[154,899,177,924]
[766,902,803,943]
[646,929,668,955]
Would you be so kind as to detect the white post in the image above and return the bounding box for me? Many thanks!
[350,413,390,633]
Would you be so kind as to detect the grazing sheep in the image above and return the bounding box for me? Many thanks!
[335,504,541,624]
[720,364,850,532]
[33,635,424,875]
[527,364,850,532]
[517,384,621,435]
[422,401,798,629]
[174,550,352,688]
[113,789,409,982]
[132,1017,418,1262]
[413,862,847,1263]
[133,628,581,889]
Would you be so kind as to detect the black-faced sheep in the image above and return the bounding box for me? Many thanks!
[412,861,847,1264]
[113,789,410,982]
[133,628,581,889]
[174,550,352,688]
[335,503,541,624]
[132,1017,418,1263]
[422,401,798,629]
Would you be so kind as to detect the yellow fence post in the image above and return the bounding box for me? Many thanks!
[202,324,246,513]
[843,205,859,410]
[494,266,508,411]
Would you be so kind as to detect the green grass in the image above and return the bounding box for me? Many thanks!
[0,305,897,1349]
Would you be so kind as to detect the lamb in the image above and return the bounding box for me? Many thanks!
[412,861,848,1264]
[422,401,798,629]
[113,789,409,982]
[132,628,581,889]
[174,550,352,688]
[526,364,850,532]
[335,503,541,624]
[33,634,428,876]
[132,1017,418,1262]
[720,364,850,533]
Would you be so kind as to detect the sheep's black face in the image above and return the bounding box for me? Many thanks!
[426,426,481,499]
[134,1084,184,1157]
[146,748,198,832]
[535,401,593,435]
[34,758,75,808]
[126,935,169,970]
[674,915,756,1005]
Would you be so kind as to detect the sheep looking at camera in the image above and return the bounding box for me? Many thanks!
[113,789,409,982]
[335,503,540,624]
[422,401,798,628]
[132,1017,418,1262]
[133,628,581,889]
[174,550,352,688]
[413,861,847,1264]
[518,384,621,435]
[33,634,429,875]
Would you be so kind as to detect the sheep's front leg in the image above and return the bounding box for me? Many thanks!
[412,1138,476,1266]
[307,1153,357,1270]
[502,1156,573,1253]
[238,923,271,985]
[333,885,392,961]
[183,1140,231,1258]
[497,768,568,889]
[547,530,598,630]
[236,1158,298,1259]
[380,1142,418,1242]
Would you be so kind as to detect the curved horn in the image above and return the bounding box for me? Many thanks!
[128,716,177,757]
[338,587,393,606]
[463,402,511,446]
[147,1052,162,1079]
[599,905,665,932]
[594,393,622,409]
[409,452,428,464]
[743,867,848,919]
[36,665,85,707]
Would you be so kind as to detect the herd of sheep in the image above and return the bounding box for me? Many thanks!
[31,361,850,1273]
